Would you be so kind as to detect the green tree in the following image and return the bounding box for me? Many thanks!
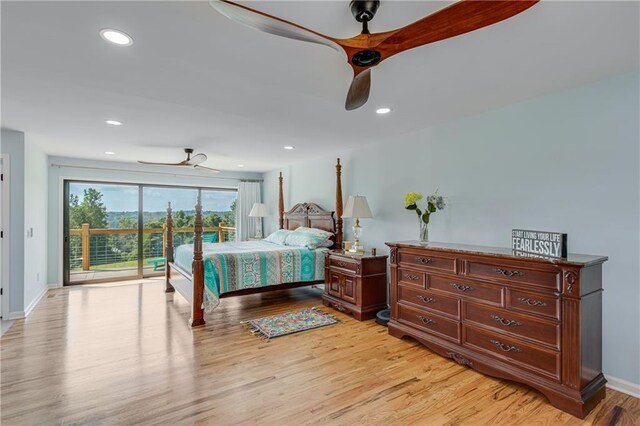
[222,200,236,227]
[69,188,108,229]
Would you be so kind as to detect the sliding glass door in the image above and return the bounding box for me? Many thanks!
[65,182,140,284]
[63,181,237,285]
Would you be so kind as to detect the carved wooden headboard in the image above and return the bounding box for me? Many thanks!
[283,203,336,234]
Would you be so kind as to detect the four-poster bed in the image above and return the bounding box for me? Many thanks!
[165,158,344,327]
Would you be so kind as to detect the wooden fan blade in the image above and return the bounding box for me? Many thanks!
[193,164,221,173]
[209,0,343,53]
[345,69,371,111]
[138,160,189,166]
[187,153,207,166]
[377,0,539,57]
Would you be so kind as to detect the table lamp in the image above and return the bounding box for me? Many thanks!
[248,202,268,238]
[343,195,373,253]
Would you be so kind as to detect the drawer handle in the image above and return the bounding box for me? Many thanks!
[404,274,420,281]
[417,295,436,303]
[490,340,523,353]
[450,283,473,292]
[415,257,433,264]
[417,315,436,325]
[517,297,547,307]
[336,261,347,267]
[490,315,522,327]
[495,268,524,277]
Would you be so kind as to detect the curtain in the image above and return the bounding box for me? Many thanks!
[236,181,261,241]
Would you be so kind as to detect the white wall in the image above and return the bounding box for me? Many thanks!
[261,71,640,387]
[0,128,49,317]
[24,136,48,311]
[47,156,263,285]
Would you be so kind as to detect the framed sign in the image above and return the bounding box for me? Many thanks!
[512,229,567,258]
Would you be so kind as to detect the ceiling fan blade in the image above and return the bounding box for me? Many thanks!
[137,160,189,166]
[186,153,208,166]
[193,164,221,173]
[209,0,343,53]
[377,0,539,57]
[345,69,371,111]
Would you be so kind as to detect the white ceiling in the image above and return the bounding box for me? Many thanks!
[2,1,638,172]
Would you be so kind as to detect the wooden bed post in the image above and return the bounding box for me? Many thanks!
[278,172,284,230]
[190,194,206,327]
[336,158,343,248]
[165,202,175,293]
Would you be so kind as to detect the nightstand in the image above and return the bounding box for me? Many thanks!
[323,250,388,320]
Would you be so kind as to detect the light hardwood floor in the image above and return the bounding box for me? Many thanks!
[1,278,638,425]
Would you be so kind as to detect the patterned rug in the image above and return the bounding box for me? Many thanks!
[241,307,341,340]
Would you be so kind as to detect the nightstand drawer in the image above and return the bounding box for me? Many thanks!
[329,257,358,273]
[462,302,559,349]
[398,304,460,343]
[398,286,459,319]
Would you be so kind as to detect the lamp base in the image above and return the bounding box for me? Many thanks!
[375,308,390,326]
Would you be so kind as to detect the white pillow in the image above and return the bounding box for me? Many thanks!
[264,229,293,245]
[285,229,331,249]
[294,226,334,239]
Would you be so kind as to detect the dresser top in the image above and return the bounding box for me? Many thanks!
[385,241,608,267]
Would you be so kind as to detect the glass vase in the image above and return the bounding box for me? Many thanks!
[419,221,429,243]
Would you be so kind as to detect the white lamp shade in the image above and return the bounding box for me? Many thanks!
[248,203,268,217]
[343,195,373,219]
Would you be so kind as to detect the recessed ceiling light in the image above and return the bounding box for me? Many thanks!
[105,120,122,126]
[105,151,115,155]
[99,29,133,46]
[283,146,295,150]
[237,164,245,168]
[376,107,392,114]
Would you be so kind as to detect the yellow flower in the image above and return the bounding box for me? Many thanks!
[404,192,423,207]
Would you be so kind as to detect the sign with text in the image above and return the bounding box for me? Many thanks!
[512,229,567,258]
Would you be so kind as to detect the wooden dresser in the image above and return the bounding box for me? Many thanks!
[386,241,608,418]
[323,250,388,320]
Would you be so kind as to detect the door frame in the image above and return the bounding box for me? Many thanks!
[1,155,11,318]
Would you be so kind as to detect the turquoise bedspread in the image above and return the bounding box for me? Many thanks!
[174,241,328,312]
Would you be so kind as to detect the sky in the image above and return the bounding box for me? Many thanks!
[69,183,236,212]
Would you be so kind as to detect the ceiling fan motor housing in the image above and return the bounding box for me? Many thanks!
[350,0,380,23]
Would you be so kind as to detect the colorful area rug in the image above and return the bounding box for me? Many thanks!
[241,307,341,340]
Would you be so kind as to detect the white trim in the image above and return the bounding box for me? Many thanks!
[7,311,25,320]
[606,375,640,398]
[1,155,10,319]
[24,286,48,317]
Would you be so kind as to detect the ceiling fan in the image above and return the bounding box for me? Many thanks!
[209,0,539,110]
[138,148,220,173]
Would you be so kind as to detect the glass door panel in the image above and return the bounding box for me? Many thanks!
[65,182,140,284]
[142,186,198,276]
[201,189,237,243]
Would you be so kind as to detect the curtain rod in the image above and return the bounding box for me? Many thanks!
[50,163,264,182]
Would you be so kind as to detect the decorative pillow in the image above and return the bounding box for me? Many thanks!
[285,230,331,249]
[264,229,293,245]
[293,226,334,239]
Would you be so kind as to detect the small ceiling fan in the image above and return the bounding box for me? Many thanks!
[138,148,221,173]
[209,0,539,110]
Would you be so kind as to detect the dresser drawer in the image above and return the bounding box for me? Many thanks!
[397,304,460,343]
[462,302,559,349]
[463,325,560,381]
[507,289,560,321]
[428,275,504,306]
[398,268,425,289]
[329,257,358,273]
[465,260,561,291]
[398,286,459,319]
[398,249,456,274]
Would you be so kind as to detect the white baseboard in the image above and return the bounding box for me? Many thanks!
[23,286,48,318]
[48,283,63,289]
[606,375,640,398]
[7,310,25,320]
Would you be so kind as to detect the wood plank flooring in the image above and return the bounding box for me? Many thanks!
[1,278,638,425]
